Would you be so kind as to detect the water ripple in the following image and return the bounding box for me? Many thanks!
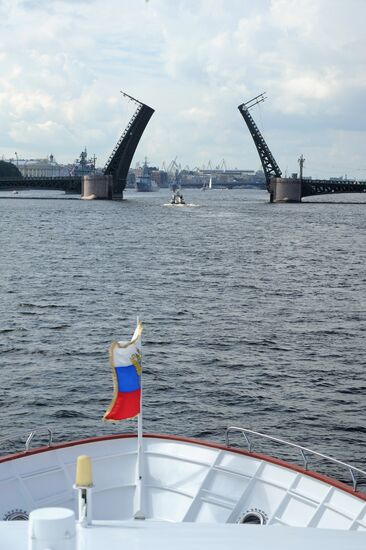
[0,189,365,473]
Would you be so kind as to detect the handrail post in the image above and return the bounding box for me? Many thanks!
[225,428,230,447]
[242,432,252,453]
[300,449,308,470]
[350,468,357,492]
[25,427,53,452]
[25,431,35,452]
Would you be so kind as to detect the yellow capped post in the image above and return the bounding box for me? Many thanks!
[75,455,93,488]
[74,455,94,527]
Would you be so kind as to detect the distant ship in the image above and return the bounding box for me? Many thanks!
[135,160,159,192]
[70,149,97,177]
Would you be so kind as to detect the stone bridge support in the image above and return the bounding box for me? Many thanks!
[81,175,113,200]
[271,178,302,203]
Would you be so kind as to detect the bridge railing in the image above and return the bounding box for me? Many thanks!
[0,176,80,182]
[303,178,366,186]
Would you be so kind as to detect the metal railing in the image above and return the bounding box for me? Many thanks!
[225,426,366,492]
[0,427,53,454]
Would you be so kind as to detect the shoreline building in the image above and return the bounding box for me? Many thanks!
[8,154,68,178]
[6,150,100,179]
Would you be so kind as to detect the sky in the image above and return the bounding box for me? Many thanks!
[1,0,366,179]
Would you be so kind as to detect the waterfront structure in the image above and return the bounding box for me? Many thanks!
[4,151,98,179]
[2,91,365,201]
[103,92,154,197]
[81,174,113,200]
[8,154,67,178]
[124,166,264,190]
[238,94,282,200]
[271,176,366,202]
[195,169,265,189]
[0,92,154,199]
[239,93,366,202]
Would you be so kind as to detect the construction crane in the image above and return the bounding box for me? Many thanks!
[167,157,179,175]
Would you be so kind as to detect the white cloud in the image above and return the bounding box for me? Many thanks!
[0,0,365,177]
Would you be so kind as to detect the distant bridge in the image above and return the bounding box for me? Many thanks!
[0,91,154,199]
[0,176,82,193]
[301,178,366,198]
[238,93,366,202]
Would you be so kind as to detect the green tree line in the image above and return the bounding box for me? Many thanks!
[0,161,22,178]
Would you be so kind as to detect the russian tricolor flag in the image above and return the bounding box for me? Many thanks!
[103,321,143,421]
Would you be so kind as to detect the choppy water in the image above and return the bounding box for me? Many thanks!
[0,188,365,485]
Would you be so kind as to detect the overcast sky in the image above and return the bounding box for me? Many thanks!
[1,0,366,178]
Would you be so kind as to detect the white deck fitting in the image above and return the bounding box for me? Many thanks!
[0,436,365,531]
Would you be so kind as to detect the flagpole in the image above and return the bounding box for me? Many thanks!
[134,317,145,520]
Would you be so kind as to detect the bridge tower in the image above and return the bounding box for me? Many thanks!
[103,92,155,197]
[238,93,282,199]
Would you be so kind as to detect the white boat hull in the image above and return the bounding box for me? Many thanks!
[0,434,365,529]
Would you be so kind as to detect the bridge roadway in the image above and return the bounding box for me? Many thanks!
[301,178,366,198]
[1,175,365,200]
[0,176,82,193]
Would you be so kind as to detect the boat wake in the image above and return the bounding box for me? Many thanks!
[163,203,199,207]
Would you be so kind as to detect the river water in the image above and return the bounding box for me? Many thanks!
[0,187,365,484]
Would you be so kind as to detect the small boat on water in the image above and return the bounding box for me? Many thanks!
[170,188,186,205]
[0,323,365,548]
[201,177,212,191]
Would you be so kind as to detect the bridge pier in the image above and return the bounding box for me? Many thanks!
[272,177,302,203]
[81,175,113,200]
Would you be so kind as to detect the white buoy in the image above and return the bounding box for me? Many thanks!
[28,507,76,550]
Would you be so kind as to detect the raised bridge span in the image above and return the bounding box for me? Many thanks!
[0,92,154,199]
[238,93,366,202]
